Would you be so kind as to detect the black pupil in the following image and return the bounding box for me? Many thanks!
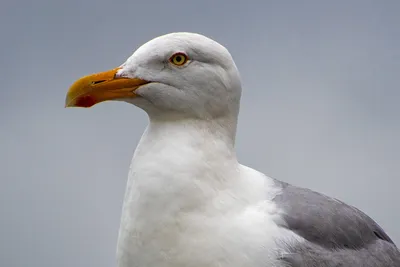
[175,55,182,62]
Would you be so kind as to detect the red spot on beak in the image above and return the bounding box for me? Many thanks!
[75,95,97,108]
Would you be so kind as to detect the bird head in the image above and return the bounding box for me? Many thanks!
[65,32,242,120]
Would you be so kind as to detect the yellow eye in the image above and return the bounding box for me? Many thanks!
[169,53,189,66]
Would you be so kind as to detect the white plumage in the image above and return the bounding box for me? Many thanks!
[66,32,400,267]
[111,33,297,267]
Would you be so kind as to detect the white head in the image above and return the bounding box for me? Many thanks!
[66,32,242,121]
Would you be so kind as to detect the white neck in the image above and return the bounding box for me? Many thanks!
[127,115,240,211]
[117,116,242,260]
[116,115,281,267]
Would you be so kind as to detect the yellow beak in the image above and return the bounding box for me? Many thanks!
[65,68,150,108]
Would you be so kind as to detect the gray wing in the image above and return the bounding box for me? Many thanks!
[272,181,400,267]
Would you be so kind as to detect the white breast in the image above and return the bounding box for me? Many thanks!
[115,122,300,267]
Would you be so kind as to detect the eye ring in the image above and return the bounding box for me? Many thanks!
[169,52,189,66]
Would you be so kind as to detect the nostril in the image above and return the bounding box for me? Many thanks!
[92,80,106,85]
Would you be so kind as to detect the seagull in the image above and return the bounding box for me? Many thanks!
[65,32,400,267]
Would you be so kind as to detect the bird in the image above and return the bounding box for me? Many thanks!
[65,32,400,267]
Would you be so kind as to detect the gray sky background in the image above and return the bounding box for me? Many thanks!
[1,1,399,266]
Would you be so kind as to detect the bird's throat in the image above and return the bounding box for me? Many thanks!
[120,118,240,221]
